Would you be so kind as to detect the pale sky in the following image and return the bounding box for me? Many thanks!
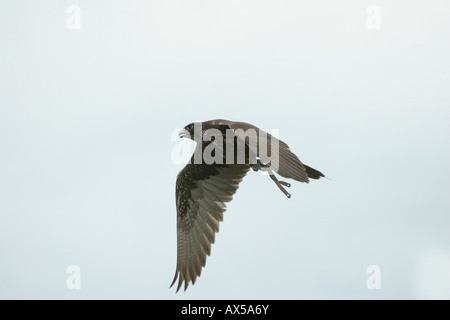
[0,0,449,299]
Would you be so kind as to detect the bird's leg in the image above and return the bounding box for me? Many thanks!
[251,159,275,172]
[251,159,291,198]
[250,159,265,172]
[267,168,291,199]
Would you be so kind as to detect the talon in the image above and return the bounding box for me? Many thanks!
[251,159,271,172]
[279,181,290,187]
[260,161,271,168]
[253,163,293,198]
[267,168,292,199]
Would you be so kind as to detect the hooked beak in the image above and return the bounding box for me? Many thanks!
[179,128,190,139]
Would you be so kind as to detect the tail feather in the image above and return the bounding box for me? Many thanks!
[303,165,325,180]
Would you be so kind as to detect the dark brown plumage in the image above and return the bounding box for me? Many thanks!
[170,119,324,292]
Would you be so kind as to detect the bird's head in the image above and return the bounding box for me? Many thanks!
[179,122,195,140]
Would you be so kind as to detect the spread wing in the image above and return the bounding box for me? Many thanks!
[171,160,250,292]
[210,119,311,183]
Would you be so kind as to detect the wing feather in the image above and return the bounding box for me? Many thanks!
[213,119,310,183]
[171,162,250,292]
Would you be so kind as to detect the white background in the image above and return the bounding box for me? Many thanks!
[1,0,449,299]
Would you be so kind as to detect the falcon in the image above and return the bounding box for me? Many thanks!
[170,119,324,292]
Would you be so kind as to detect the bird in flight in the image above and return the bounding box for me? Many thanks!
[170,119,324,292]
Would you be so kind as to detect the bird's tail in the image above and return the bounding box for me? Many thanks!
[303,165,325,180]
